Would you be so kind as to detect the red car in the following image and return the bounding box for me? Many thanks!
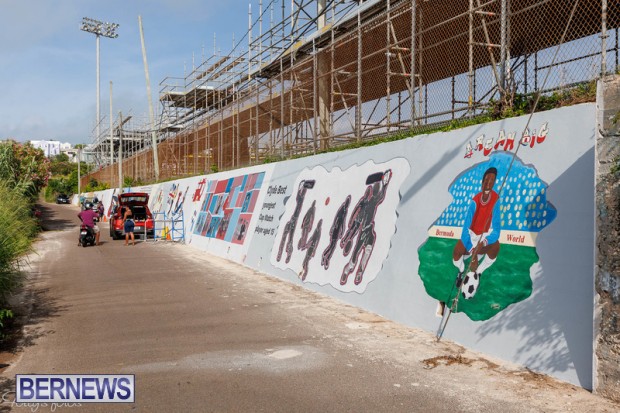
[109,192,155,240]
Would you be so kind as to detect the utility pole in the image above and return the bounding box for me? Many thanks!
[109,81,114,188]
[138,15,160,182]
[77,148,81,196]
[118,112,124,191]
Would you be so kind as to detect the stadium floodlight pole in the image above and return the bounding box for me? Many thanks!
[80,17,119,145]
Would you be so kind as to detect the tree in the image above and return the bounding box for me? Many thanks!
[0,141,50,200]
[50,153,74,177]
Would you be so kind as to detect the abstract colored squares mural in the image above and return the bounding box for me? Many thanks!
[191,172,265,245]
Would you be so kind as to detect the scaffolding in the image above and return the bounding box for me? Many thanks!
[85,0,620,186]
[152,210,185,242]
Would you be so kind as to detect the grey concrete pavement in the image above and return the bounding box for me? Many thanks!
[0,201,618,412]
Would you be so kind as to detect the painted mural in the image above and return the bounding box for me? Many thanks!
[269,159,410,293]
[78,104,597,389]
[190,172,265,245]
[418,151,557,321]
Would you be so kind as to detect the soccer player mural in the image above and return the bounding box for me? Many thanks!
[450,167,501,299]
[298,200,317,250]
[271,159,409,293]
[299,219,322,281]
[321,195,351,270]
[276,180,315,264]
[418,151,557,321]
[340,169,392,286]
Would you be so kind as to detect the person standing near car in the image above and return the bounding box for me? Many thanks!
[78,202,101,246]
[123,207,135,246]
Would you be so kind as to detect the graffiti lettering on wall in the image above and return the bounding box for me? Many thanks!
[191,172,265,245]
[465,122,549,158]
[270,159,410,293]
[418,151,557,321]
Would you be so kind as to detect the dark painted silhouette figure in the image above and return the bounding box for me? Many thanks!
[340,170,392,285]
[298,200,316,250]
[277,180,314,263]
[321,195,351,270]
[299,219,322,281]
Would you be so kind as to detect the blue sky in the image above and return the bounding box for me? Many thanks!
[0,0,254,145]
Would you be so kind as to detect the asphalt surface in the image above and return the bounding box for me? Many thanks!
[0,201,618,412]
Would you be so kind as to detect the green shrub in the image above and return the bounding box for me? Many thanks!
[84,178,109,192]
[0,182,37,306]
[0,308,14,341]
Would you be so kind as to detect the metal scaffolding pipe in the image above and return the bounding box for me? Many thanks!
[602,0,608,76]
[500,0,508,90]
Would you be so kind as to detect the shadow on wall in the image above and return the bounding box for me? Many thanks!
[399,130,486,205]
[475,147,595,389]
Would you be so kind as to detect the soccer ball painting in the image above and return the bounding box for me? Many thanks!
[461,271,480,299]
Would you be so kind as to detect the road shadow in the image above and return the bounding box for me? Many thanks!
[1,286,67,354]
[0,376,14,412]
[0,286,67,409]
[36,203,74,232]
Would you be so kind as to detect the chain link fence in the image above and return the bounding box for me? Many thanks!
[85,0,617,187]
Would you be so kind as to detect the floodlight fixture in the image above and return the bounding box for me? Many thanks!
[80,17,119,38]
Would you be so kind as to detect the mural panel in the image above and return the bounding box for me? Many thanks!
[191,172,265,245]
[419,151,557,321]
[269,159,410,293]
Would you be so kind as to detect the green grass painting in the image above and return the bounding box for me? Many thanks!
[418,237,538,321]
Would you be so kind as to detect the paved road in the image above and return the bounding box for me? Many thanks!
[0,202,618,412]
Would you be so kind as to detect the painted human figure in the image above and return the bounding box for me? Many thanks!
[166,184,179,215]
[217,213,231,238]
[298,200,316,250]
[277,180,314,263]
[340,170,392,285]
[172,186,189,215]
[207,215,218,237]
[299,219,322,281]
[235,219,248,241]
[193,179,207,202]
[452,167,501,285]
[321,195,351,270]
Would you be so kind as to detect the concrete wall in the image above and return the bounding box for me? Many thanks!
[88,103,597,389]
[595,76,620,402]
